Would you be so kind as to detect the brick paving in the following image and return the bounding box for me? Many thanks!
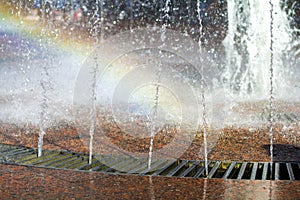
[0,163,299,199]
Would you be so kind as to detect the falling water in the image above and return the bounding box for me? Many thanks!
[147,0,171,170]
[197,0,209,177]
[88,0,103,164]
[38,2,53,157]
[147,68,161,170]
[269,0,274,180]
[37,66,49,157]
[223,0,296,178]
[17,0,22,16]
[223,0,291,97]
[88,53,97,165]
[16,3,32,133]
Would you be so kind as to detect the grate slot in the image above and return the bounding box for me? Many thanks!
[89,163,107,171]
[250,162,258,180]
[207,161,221,179]
[179,161,200,177]
[2,144,300,181]
[151,160,179,176]
[292,163,300,180]
[0,146,19,154]
[32,153,71,166]
[227,163,242,179]
[255,163,264,180]
[140,159,169,175]
[128,159,161,174]
[40,154,77,167]
[290,113,298,122]
[95,157,122,171]
[275,163,280,180]
[19,151,58,164]
[241,163,253,179]
[2,149,36,162]
[128,162,151,174]
[151,160,177,176]
[103,158,136,173]
[116,158,148,173]
[166,160,188,177]
[269,163,276,180]
[77,159,100,170]
[223,162,236,179]
[262,162,269,180]
[90,157,117,171]
[147,160,178,176]
[95,157,127,171]
[213,162,230,178]
[3,148,31,157]
[279,163,291,180]
[53,157,82,168]
[1,144,16,149]
[23,152,61,165]
[286,163,295,180]
[284,113,297,123]
[10,149,36,157]
[0,148,26,155]
[0,146,11,152]
[65,159,88,169]
[194,161,210,178]
[237,162,248,180]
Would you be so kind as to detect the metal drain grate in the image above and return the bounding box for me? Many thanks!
[260,112,300,123]
[1,144,299,181]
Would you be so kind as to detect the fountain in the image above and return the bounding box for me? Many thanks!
[0,0,299,199]
[223,0,293,97]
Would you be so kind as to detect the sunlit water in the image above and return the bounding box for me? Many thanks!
[0,1,298,125]
[223,0,298,99]
[0,1,299,166]
[0,21,85,124]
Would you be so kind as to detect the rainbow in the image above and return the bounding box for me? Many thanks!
[0,1,92,55]
[0,2,196,127]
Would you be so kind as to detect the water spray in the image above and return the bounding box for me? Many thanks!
[197,0,209,177]
[269,0,274,180]
[147,0,171,171]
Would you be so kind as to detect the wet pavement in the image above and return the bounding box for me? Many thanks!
[0,163,299,199]
[1,122,300,163]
